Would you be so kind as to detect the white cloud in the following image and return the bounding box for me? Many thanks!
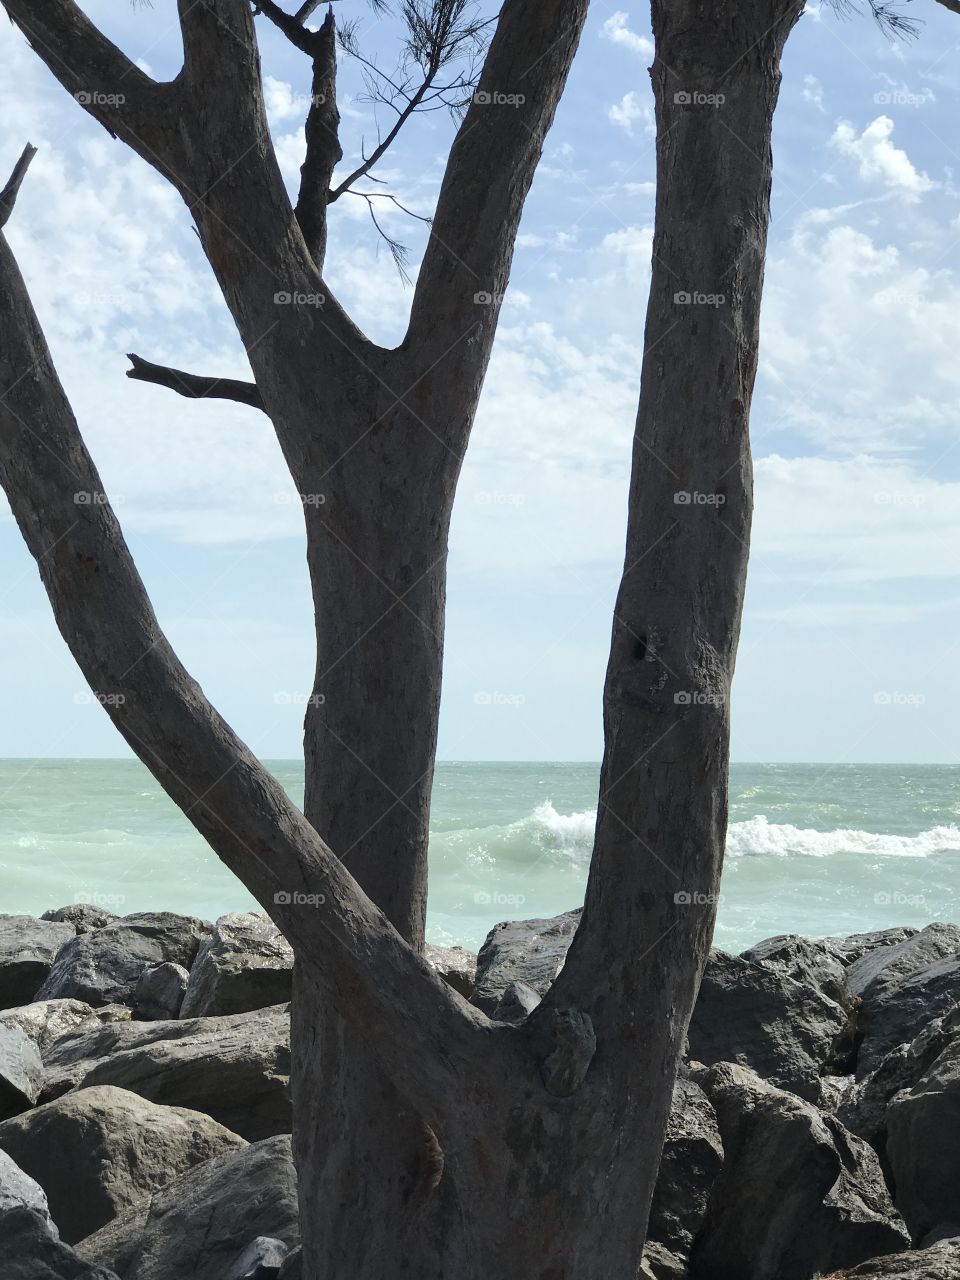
[803,74,825,111]
[608,91,651,136]
[601,12,654,58]
[830,116,935,201]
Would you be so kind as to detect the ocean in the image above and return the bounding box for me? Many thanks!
[2,760,959,955]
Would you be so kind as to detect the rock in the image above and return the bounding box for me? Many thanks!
[858,958,960,1079]
[887,1036,960,1241]
[819,1074,856,1113]
[0,1145,53,1225]
[827,1241,960,1278]
[648,1077,723,1262]
[35,913,210,1010]
[471,910,581,1013]
[179,914,292,1019]
[0,999,98,1055]
[133,964,188,1022]
[0,1024,44,1120]
[75,1136,299,1280]
[641,1240,687,1280]
[0,1084,247,1244]
[827,927,920,968]
[687,950,851,1098]
[847,924,960,1002]
[0,1207,121,1280]
[491,980,541,1024]
[424,943,477,998]
[688,1062,910,1280]
[741,934,851,1008]
[0,915,76,1008]
[42,1005,290,1141]
[225,1236,289,1279]
[839,1006,960,1150]
[276,1247,301,1280]
[42,905,119,934]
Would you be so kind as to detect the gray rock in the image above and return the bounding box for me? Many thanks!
[35,913,210,1010]
[0,1084,247,1244]
[641,1240,687,1280]
[225,1236,289,1279]
[741,933,851,1009]
[687,950,851,1099]
[839,1005,960,1150]
[0,1145,53,1226]
[42,1005,290,1140]
[827,927,920,968]
[887,1035,960,1241]
[689,1062,910,1280]
[818,1073,856,1113]
[859,958,960,1078]
[75,1136,299,1280]
[648,1077,723,1261]
[0,1024,44,1120]
[0,915,76,1008]
[471,909,581,1013]
[0,1207,121,1280]
[424,943,477,998]
[180,913,292,1019]
[847,924,960,1002]
[827,1241,960,1278]
[42,905,119,934]
[491,980,541,1024]
[0,999,99,1056]
[276,1247,301,1280]
[133,964,188,1022]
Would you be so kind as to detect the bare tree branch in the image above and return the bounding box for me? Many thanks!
[0,144,36,230]
[934,0,960,14]
[126,353,266,412]
[0,221,495,1125]
[296,11,344,266]
[254,0,320,53]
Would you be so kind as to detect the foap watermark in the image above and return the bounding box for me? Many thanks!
[75,888,126,908]
[874,691,926,707]
[473,90,525,108]
[274,890,326,907]
[474,890,527,907]
[474,691,526,707]
[274,290,326,308]
[873,89,932,109]
[274,691,326,707]
[674,691,725,707]
[674,490,725,506]
[74,491,124,506]
[674,890,723,906]
[874,491,925,506]
[274,491,326,507]
[674,290,726,308]
[474,290,507,306]
[873,289,925,308]
[475,490,524,506]
[875,890,926,907]
[674,90,725,107]
[75,90,126,107]
[75,690,126,707]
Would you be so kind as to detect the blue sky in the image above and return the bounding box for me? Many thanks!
[1,0,960,763]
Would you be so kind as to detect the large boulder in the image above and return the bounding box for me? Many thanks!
[133,965,189,1022]
[687,950,851,1099]
[35,914,210,1010]
[0,1208,122,1280]
[887,1036,960,1242]
[424,944,477,999]
[741,934,851,1009]
[0,1024,44,1120]
[75,1136,299,1280]
[180,914,293,1019]
[0,915,76,1008]
[647,1077,723,1263]
[828,1242,960,1278]
[0,999,100,1057]
[0,1145,52,1224]
[42,1005,290,1140]
[0,1084,247,1244]
[827,927,920,968]
[688,1062,910,1280]
[847,924,960,1001]
[858,959,960,1079]
[42,905,119,934]
[471,910,580,1013]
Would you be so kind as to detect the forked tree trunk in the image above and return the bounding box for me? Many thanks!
[0,0,802,1277]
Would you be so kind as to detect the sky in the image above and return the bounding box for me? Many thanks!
[1,0,959,764]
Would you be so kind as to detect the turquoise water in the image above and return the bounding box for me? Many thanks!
[1,760,959,953]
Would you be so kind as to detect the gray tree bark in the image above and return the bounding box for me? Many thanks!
[0,0,802,1275]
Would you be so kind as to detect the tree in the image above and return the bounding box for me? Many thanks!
[0,0,803,1275]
